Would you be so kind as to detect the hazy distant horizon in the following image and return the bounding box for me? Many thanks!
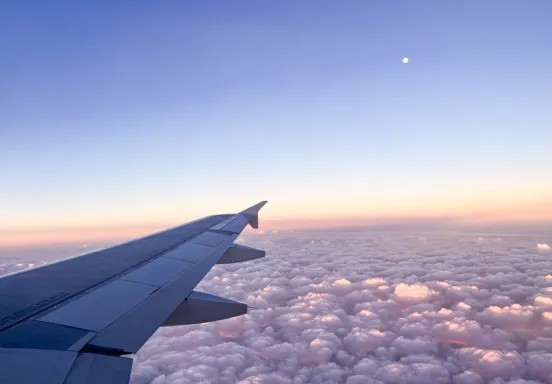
[2,217,550,250]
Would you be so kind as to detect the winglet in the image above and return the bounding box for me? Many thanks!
[240,201,267,229]
[240,201,268,215]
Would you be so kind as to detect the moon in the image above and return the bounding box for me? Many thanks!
[402,57,409,64]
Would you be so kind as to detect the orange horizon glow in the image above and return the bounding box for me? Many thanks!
[0,225,167,248]
[1,198,551,248]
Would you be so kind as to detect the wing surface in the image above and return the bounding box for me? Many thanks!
[0,201,267,384]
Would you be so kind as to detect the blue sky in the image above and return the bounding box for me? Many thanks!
[1,1,551,239]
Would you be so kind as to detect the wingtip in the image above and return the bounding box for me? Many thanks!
[241,201,268,215]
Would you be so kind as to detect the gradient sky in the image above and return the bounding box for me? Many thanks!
[2,1,552,245]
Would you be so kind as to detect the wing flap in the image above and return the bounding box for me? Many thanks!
[0,348,77,384]
[0,320,89,351]
[64,353,132,384]
[38,280,157,332]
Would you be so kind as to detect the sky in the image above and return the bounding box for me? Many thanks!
[2,1,552,246]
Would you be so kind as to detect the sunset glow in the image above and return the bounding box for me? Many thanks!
[1,194,551,248]
[2,2,551,248]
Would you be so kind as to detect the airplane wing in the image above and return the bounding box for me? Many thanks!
[0,201,267,384]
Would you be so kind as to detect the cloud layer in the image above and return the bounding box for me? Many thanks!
[3,231,552,383]
[125,231,552,383]
[537,244,550,251]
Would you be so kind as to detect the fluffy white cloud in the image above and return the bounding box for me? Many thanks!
[393,283,437,305]
[537,243,551,251]
[5,230,552,383]
[127,231,552,382]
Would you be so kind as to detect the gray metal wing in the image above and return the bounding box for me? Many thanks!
[0,201,267,384]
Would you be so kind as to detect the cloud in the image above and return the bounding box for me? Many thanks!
[6,230,552,382]
[537,243,550,251]
[454,348,525,380]
[393,283,437,305]
[125,231,552,383]
[452,370,484,384]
